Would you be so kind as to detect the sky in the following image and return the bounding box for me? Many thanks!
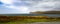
[0,0,60,14]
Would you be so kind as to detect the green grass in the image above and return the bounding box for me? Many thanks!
[0,19,60,24]
[23,19,48,22]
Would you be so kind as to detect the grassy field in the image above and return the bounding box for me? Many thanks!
[0,18,60,24]
[0,16,60,24]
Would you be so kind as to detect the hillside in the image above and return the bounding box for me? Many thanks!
[30,11,60,14]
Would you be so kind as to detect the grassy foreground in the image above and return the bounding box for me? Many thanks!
[0,16,60,24]
[0,18,60,24]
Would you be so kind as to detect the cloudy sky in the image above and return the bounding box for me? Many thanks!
[0,0,60,14]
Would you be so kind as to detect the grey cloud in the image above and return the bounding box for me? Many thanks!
[4,0,60,12]
[21,0,60,11]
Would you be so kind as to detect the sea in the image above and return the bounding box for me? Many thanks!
[0,14,60,17]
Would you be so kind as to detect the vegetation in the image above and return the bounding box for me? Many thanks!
[0,15,60,24]
[30,11,60,14]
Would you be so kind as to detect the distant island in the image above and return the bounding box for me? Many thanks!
[30,11,60,14]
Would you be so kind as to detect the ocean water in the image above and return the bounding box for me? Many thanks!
[0,14,60,17]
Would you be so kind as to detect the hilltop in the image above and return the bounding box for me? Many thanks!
[30,11,60,14]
